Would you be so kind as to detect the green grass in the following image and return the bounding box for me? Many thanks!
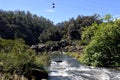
[0,38,50,79]
[65,52,82,62]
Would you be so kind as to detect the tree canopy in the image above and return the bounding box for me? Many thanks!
[81,20,120,67]
[0,10,54,45]
[39,14,102,42]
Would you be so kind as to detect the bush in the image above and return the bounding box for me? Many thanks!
[81,20,120,67]
[81,22,99,45]
[0,38,49,76]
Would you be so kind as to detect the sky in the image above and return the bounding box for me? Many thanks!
[0,0,120,24]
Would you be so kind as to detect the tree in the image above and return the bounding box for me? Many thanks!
[39,26,63,42]
[0,38,49,79]
[81,20,120,67]
[103,14,112,22]
[0,10,54,45]
[81,22,99,44]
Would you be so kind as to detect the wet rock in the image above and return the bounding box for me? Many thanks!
[30,68,48,80]
[55,60,62,63]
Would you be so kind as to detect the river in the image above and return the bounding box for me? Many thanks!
[48,52,120,80]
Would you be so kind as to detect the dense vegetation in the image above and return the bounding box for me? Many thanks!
[0,9,120,79]
[40,14,102,42]
[81,20,120,67]
[0,10,102,45]
[0,10,54,45]
[0,38,49,79]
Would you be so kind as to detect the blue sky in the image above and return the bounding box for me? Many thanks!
[0,0,120,24]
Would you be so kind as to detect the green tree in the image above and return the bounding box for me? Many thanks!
[0,10,54,45]
[81,22,100,44]
[39,26,63,42]
[103,14,112,22]
[81,20,120,67]
[0,38,49,78]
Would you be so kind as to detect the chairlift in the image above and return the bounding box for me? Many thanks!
[52,3,55,5]
[52,3,55,8]
[52,5,55,8]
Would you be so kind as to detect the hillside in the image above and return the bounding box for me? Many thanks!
[0,10,102,45]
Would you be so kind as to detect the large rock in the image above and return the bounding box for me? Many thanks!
[30,44,46,53]
[30,68,48,80]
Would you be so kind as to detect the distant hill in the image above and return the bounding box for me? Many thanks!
[0,10,54,45]
[0,9,102,45]
[39,14,102,42]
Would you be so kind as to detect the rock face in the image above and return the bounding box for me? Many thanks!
[31,43,46,53]
[30,40,73,53]
[30,40,84,54]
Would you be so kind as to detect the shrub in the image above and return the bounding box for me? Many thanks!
[81,21,120,67]
[0,38,49,76]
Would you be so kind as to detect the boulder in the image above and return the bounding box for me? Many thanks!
[29,68,48,80]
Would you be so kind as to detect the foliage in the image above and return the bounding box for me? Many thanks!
[66,52,81,59]
[0,10,54,45]
[0,9,102,43]
[39,26,63,42]
[39,14,102,42]
[0,38,49,76]
[81,20,120,67]
[35,52,50,67]
[81,22,100,44]
[60,14,101,40]
[103,14,112,22]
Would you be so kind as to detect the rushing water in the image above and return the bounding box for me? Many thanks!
[48,52,120,80]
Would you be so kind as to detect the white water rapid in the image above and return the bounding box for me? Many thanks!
[48,53,120,80]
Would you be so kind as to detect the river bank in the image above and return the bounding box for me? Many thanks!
[0,69,48,80]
